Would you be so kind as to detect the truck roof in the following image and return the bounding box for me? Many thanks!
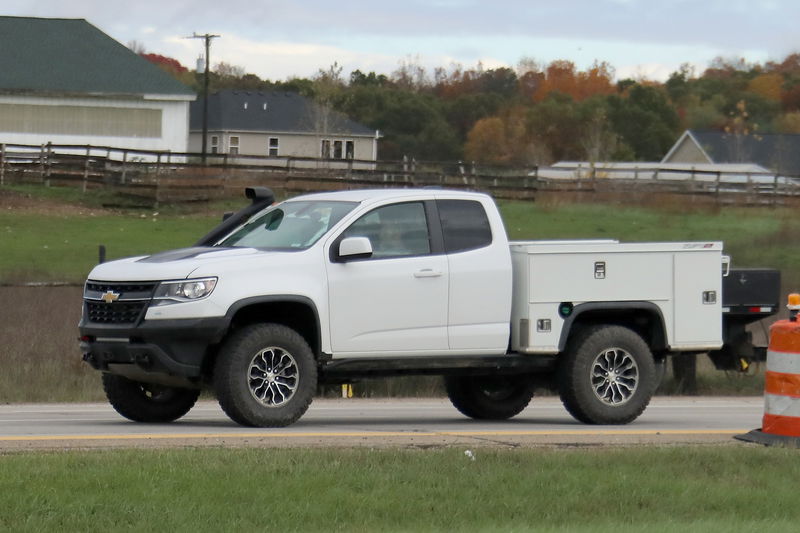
[284,188,489,204]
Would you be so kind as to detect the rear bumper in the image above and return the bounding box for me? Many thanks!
[79,317,229,382]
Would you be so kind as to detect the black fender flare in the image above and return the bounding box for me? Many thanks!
[224,295,322,355]
[557,301,668,353]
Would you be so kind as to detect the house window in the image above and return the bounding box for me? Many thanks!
[346,141,355,159]
[229,136,239,155]
[321,140,331,159]
[333,140,343,159]
[268,137,279,157]
[211,136,218,154]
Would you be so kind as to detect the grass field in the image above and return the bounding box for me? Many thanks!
[2,184,799,286]
[500,201,800,287]
[1,446,798,532]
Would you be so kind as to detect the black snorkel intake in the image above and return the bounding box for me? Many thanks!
[195,187,276,246]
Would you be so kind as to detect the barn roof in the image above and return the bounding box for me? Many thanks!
[0,16,194,98]
[190,90,376,136]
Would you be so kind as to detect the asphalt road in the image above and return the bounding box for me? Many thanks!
[0,396,765,451]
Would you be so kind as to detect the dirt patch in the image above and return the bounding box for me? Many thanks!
[0,188,114,216]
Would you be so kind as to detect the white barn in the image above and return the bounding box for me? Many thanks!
[0,16,195,154]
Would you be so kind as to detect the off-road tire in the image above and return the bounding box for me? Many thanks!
[445,374,534,420]
[558,325,656,425]
[214,323,317,427]
[102,374,200,423]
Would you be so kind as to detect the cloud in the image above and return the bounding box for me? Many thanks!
[5,0,798,82]
[163,33,402,80]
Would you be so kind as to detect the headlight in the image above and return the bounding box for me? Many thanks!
[152,277,218,306]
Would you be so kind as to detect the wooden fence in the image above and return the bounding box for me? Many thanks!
[1,142,799,206]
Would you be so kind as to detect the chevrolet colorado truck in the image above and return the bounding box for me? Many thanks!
[79,187,779,427]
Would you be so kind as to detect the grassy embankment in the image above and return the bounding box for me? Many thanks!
[1,446,799,531]
[0,184,798,402]
[3,185,799,284]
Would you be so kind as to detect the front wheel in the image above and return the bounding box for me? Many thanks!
[558,325,656,425]
[102,374,200,423]
[214,323,317,427]
[445,374,534,420]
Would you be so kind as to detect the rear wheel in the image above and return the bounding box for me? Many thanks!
[102,374,200,423]
[445,374,534,420]
[558,325,656,425]
[214,323,317,427]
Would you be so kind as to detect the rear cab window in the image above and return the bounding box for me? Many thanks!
[436,199,492,253]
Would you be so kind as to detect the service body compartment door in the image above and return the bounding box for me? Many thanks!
[673,251,722,348]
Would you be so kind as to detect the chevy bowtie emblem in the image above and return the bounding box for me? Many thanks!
[101,291,120,304]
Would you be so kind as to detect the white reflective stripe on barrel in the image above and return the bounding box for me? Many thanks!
[764,393,800,417]
[766,350,800,375]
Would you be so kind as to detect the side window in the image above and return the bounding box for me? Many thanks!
[342,202,431,258]
[437,200,492,253]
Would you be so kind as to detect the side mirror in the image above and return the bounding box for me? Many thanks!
[338,236,373,261]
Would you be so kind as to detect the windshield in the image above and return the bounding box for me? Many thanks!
[218,200,358,250]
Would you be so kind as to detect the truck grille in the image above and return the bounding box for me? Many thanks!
[86,301,148,324]
[83,281,157,325]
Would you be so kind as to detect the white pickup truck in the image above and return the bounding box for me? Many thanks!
[79,187,779,427]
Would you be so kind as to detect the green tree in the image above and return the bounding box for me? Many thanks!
[526,92,583,162]
[607,84,680,160]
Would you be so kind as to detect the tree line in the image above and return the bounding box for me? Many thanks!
[142,50,800,165]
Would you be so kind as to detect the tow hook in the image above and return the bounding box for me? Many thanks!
[134,353,153,370]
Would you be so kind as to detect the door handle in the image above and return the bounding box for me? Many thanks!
[414,269,443,278]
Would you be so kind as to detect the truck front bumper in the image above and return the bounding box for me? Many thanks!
[79,317,229,385]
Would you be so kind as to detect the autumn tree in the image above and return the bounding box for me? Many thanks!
[747,73,783,103]
[532,60,614,103]
[139,52,195,88]
[774,112,800,134]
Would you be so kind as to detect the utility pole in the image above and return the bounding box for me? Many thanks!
[187,32,220,164]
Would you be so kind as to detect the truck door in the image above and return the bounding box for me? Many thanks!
[326,201,449,356]
[436,199,512,352]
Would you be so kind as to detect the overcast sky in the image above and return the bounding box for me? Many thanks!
[4,1,797,82]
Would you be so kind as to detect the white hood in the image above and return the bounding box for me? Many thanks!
[87,247,268,281]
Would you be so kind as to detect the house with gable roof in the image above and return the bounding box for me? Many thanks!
[663,130,800,176]
[0,16,195,154]
[189,90,380,166]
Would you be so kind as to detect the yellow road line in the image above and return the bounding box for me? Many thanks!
[0,428,748,442]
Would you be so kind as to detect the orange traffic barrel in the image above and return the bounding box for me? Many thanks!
[737,293,800,447]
